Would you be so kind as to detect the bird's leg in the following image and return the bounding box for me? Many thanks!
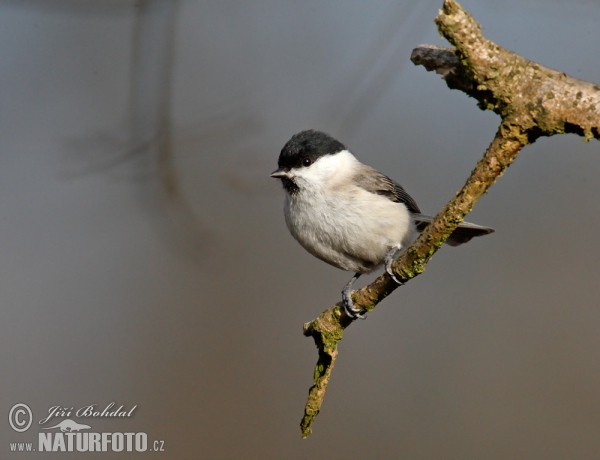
[384,247,404,285]
[341,273,366,320]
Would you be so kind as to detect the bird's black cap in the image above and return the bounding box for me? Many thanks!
[277,130,345,170]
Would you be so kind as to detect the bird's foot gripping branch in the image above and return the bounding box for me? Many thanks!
[299,0,600,438]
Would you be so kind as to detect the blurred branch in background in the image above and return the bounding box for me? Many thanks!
[129,0,210,259]
[300,0,600,438]
[59,0,210,258]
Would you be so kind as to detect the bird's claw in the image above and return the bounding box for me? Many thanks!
[385,265,404,285]
[384,248,404,286]
[342,290,366,320]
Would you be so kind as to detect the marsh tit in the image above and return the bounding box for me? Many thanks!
[271,130,493,319]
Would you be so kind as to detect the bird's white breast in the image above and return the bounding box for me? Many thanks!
[283,150,415,273]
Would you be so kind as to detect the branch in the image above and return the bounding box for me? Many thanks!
[414,1,600,141]
[300,0,600,439]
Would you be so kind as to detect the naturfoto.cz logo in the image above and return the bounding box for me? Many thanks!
[8,403,165,453]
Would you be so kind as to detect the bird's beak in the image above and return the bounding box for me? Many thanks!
[270,168,289,179]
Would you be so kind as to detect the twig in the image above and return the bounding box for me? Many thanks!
[300,0,600,438]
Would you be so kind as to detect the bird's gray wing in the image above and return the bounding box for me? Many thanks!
[354,167,421,214]
[354,166,494,246]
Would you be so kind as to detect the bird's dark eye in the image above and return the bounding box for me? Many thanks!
[302,158,312,167]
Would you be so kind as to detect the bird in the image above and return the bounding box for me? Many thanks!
[271,130,494,319]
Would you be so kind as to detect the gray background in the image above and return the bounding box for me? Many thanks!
[2,0,599,458]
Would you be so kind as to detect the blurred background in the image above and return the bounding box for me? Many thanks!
[1,0,599,458]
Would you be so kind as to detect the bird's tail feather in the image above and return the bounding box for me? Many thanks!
[412,214,494,247]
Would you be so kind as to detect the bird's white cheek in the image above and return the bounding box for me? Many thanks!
[290,150,357,186]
